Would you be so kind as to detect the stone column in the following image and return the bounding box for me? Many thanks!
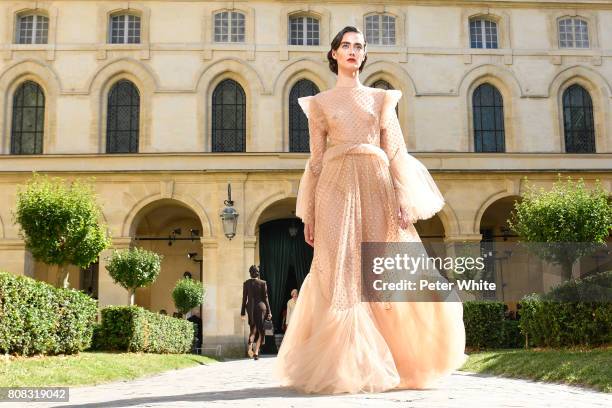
[443,234,483,302]
[200,236,219,347]
[0,239,34,277]
[242,235,257,345]
[200,177,249,357]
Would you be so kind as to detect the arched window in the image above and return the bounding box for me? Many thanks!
[11,81,45,155]
[109,13,141,44]
[558,18,589,48]
[365,14,396,45]
[473,83,505,152]
[372,80,399,116]
[470,19,498,49]
[372,79,392,90]
[214,11,245,43]
[289,79,319,152]
[106,80,140,153]
[289,16,320,45]
[212,79,246,152]
[563,84,595,153]
[16,14,49,44]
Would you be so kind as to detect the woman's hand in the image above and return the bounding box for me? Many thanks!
[304,221,314,247]
[398,206,411,229]
[241,314,246,321]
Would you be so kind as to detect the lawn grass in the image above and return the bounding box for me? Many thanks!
[0,352,217,387]
[461,346,611,393]
[4,348,610,392]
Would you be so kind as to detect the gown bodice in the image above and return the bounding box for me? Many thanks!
[311,85,387,147]
[296,85,439,228]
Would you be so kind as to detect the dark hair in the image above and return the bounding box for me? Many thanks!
[327,26,368,75]
[249,265,260,278]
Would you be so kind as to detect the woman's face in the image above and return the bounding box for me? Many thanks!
[291,290,298,299]
[332,31,366,74]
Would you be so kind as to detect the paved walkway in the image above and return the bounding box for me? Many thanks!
[5,356,611,408]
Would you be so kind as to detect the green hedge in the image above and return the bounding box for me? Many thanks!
[519,271,612,347]
[519,295,612,348]
[0,271,97,356]
[543,270,612,302]
[463,301,524,349]
[501,319,524,348]
[93,306,195,353]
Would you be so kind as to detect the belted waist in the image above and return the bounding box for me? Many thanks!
[323,142,389,167]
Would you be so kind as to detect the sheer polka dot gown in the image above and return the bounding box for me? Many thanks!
[274,85,468,394]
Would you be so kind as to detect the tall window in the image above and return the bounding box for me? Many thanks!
[470,19,498,49]
[289,16,319,45]
[473,83,505,152]
[106,80,140,153]
[365,14,396,45]
[559,18,589,48]
[212,79,246,152]
[11,81,45,155]
[214,11,245,42]
[109,13,141,44]
[372,80,399,116]
[563,84,595,153]
[16,14,49,44]
[289,80,319,152]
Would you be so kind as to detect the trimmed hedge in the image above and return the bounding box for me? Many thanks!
[93,306,195,353]
[519,294,612,348]
[465,272,612,349]
[463,301,524,349]
[501,319,524,349]
[0,271,97,356]
[543,270,612,302]
[519,271,612,347]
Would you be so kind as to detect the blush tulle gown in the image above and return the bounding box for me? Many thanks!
[273,84,468,394]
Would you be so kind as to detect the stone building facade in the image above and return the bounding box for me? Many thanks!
[0,1,611,355]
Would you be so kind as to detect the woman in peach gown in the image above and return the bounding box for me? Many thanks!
[273,26,468,394]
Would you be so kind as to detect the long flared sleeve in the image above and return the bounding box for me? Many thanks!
[380,89,445,223]
[295,95,327,225]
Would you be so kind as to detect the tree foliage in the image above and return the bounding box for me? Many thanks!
[106,247,163,305]
[508,175,612,280]
[14,174,111,287]
[172,278,206,316]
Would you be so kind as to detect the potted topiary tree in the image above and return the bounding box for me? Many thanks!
[14,174,111,288]
[106,247,163,305]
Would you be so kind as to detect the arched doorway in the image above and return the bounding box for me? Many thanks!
[479,195,524,312]
[414,214,447,259]
[129,199,204,316]
[258,218,313,353]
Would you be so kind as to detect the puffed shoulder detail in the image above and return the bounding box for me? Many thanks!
[380,89,403,127]
[383,89,403,110]
[297,95,315,120]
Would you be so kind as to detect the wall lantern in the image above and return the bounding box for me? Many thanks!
[220,183,239,240]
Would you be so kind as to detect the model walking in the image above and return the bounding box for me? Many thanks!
[274,26,468,394]
[241,265,272,360]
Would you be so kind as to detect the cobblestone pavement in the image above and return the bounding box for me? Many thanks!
[5,356,611,408]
